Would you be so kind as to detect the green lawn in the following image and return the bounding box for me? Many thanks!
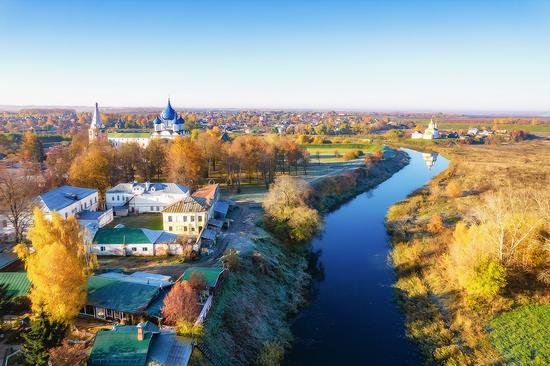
[490,304,550,365]
[106,214,163,230]
[301,143,382,162]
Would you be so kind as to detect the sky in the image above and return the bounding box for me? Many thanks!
[0,0,549,112]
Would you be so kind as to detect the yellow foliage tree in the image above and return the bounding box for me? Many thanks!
[15,209,93,323]
[166,136,205,187]
[68,143,116,205]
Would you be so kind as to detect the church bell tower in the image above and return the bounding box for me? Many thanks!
[88,102,107,143]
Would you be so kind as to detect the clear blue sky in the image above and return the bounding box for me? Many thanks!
[1,0,549,112]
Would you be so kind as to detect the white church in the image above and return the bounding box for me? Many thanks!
[411,119,440,140]
[88,99,189,147]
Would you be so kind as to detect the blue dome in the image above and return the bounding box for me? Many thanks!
[153,116,162,125]
[175,116,185,125]
[161,99,176,120]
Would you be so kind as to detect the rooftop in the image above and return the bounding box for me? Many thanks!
[38,185,97,212]
[192,184,219,201]
[107,182,189,195]
[93,227,177,245]
[0,272,30,297]
[163,196,209,214]
[88,321,192,366]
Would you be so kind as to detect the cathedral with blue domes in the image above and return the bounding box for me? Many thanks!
[90,99,189,148]
[152,99,188,139]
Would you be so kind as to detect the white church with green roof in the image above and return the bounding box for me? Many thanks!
[89,99,189,148]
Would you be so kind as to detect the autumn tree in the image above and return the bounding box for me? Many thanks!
[427,214,445,234]
[44,145,73,189]
[188,272,208,292]
[448,222,507,299]
[161,281,201,324]
[19,131,44,163]
[117,142,143,182]
[0,168,38,242]
[15,209,92,323]
[142,139,167,181]
[166,136,205,187]
[69,143,117,205]
[264,176,321,242]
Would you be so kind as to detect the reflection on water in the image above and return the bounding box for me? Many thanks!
[422,152,438,170]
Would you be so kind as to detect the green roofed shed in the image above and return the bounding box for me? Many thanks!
[0,272,31,297]
[93,228,151,245]
[88,324,154,366]
[87,276,162,314]
[180,267,225,288]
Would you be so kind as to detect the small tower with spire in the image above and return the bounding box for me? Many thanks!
[88,102,107,143]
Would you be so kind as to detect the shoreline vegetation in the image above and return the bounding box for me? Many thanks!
[386,141,550,365]
[193,148,410,366]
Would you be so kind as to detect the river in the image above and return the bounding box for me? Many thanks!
[285,149,449,365]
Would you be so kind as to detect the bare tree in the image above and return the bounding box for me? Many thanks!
[0,168,38,242]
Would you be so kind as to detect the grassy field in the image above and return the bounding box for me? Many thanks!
[386,140,550,365]
[106,213,163,230]
[490,305,550,365]
[301,143,382,162]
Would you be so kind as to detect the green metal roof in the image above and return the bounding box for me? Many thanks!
[87,276,161,314]
[0,272,31,297]
[108,132,151,138]
[180,267,224,288]
[88,326,153,366]
[93,228,152,245]
[0,272,164,314]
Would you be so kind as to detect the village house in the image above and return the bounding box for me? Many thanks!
[87,321,192,366]
[91,227,181,256]
[161,184,220,237]
[106,182,189,215]
[37,185,113,227]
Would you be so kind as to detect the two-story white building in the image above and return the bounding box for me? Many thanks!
[106,182,189,215]
[37,185,113,227]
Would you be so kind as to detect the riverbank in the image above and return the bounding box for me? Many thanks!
[311,149,409,212]
[385,141,550,365]
[191,148,411,366]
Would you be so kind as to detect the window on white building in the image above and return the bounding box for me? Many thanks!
[184,226,187,232]
[156,206,160,211]
[100,246,105,251]
[183,216,187,222]
[191,216,195,222]
[142,247,148,251]
[168,226,173,231]
[191,227,195,232]
[150,206,154,211]
[112,196,115,201]
[131,247,137,251]
[168,216,172,222]
[198,215,202,222]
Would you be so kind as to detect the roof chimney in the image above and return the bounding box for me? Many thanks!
[137,323,144,341]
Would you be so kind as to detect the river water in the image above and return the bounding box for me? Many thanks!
[285,149,449,365]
